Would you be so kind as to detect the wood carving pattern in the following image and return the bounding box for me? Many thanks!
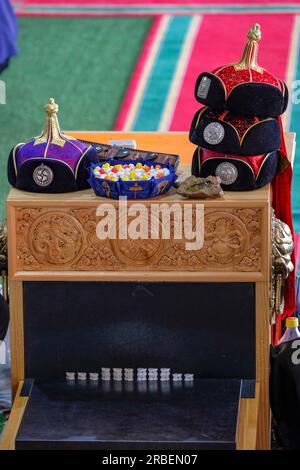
[28,212,85,265]
[154,209,261,271]
[111,211,166,266]
[14,207,262,272]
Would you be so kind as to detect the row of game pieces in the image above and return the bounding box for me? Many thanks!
[66,368,194,382]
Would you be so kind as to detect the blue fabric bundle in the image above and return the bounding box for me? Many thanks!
[88,159,177,199]
[0,1,18,69]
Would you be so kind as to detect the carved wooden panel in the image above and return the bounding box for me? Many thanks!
[13,206,262,273]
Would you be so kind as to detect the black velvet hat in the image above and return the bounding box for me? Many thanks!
[194,24,288,118]
[189,106,281,156]
[191,147,279,191]
[8,98,98,193]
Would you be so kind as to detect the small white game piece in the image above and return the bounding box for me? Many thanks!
[148,376,158,381]
[124,368,134,381]
[160,368,170,381]
[78,372,87,381]
[66,372,75,381]
[184,373,194,382]
[172,373,182,381]
[113,368,123,381]
[148,368,158,381]
[89,372,99,381]
[101,368,111,380]
[101,375,111,381]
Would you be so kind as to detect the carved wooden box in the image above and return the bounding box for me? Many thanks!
[7,177,269,283]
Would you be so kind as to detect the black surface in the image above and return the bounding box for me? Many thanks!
[23,282,256,380]
[16,378,241,450]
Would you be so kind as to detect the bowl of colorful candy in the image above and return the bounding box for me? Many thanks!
[88,159,177,199]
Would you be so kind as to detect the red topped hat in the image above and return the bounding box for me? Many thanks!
[195,24,288,118]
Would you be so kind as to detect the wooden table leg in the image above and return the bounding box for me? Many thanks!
[236,383,260,450]
[256,282,271,449]
[9,281,24,400]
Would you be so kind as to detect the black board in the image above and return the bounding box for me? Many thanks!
[16,378,241,450]
[23,281,255,380]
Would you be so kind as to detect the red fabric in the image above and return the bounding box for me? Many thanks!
[201,148,266,176]
[272,117,296,343]
[204,109,260,139]
[213,64,282,95]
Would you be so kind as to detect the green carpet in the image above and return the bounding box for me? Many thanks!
[0,16,151,219]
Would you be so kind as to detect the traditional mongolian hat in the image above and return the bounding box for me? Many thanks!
[189,107,281,156]
[191,147,279,191]
[194,24,288,118]
[8,98,98,193]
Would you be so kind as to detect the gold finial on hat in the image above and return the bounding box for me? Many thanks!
[247,23,261,42]
[45,97,59,117]
[234,23,263,73]
[34,97,66,147]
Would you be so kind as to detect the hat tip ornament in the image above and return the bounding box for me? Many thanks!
[247,23,261,42]
[45,97,59,117]
[34,97,66,147]
[235,23,263,73]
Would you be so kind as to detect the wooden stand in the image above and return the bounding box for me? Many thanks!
[1,131,295,450]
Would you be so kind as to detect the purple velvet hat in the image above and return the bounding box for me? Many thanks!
[8,98,98,192]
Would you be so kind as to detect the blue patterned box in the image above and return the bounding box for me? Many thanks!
[88,159,177,199]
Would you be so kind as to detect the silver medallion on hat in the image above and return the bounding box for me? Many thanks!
[215,162,238,185]
[203,122,225,145]
[33,164,54,187]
